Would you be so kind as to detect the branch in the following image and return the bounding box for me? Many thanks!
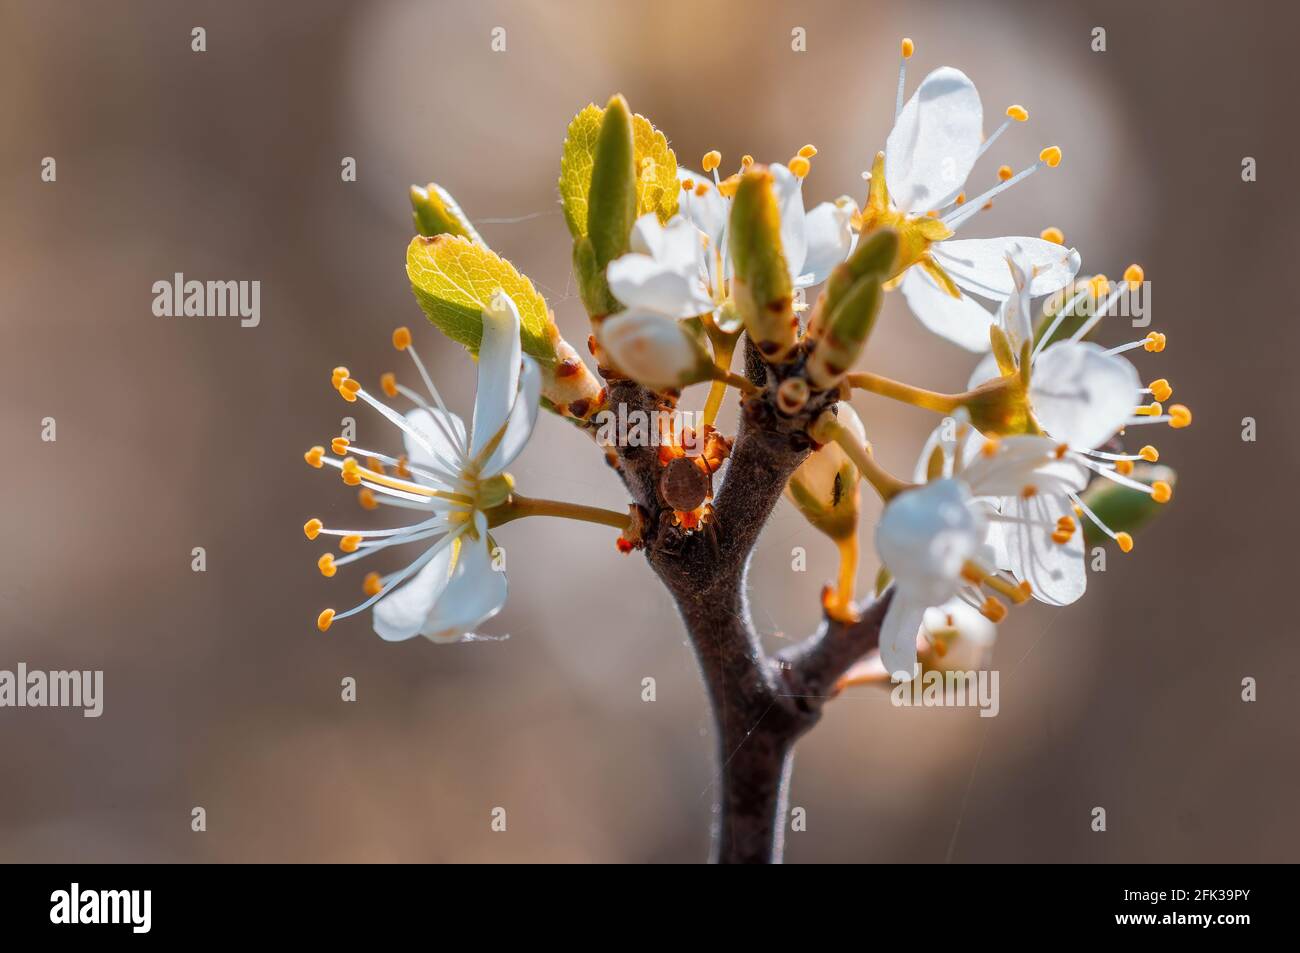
[776,587,896,713]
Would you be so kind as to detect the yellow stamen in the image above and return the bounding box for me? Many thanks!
[363,572,383,597]
[1135,401,1163,416]
[1021,485,1038,499]
[1115,459,1134,476]
[901,37,914,58]
[1090,274,1110,298]
[1006,104,1029,122]
[1144,331,1166,352]
[392,327,412,351]
[357,488,378,510]
[1151,481,1172,504]
[997,165,1013,182]
[331,366,350,388]
[1055,443,1069,459]
[798,143,818,158]
[304,446,325,468]
[1168,404,1192,428]
[339,534,363,554]
[380,372,398,398]
[317,553,337,577]
[1148,378,1172,402]
[1040,226,1064,244]
[788,156,811,178]
[316,608,335,632]
[980,597,1007,623]
[331,437,350,455]
[1115,532,1134,553]
[694,183,708,197]
[1124,263,1145,287]
[1039,145,1062,168]
[741,155,754,170]
[981,438,1000,458]
[338,378,360,402]
[366,456,385,474]
[1139,445,1159,462]
[303,518,323,540]
[701,150,721,172]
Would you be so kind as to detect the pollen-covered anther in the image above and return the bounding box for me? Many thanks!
[317,553,337,577]
[392,327,412,351]
[1148,378,1172,402]
[1144,331,1167,352]
[741,155,754,170]
[1124,263,1145,288]
[331,437,350,455]
[1039,145,1063,168]
[380,372,398,398]
[1115,532,1134,553]
[340,457,363,486]
[1116,459,1135,476]
[1052,516,1076,543]
[304,446,325,468]
[1090,274,1110,298]
[1020,484,1038,499]
[1139,445,1159,462]
[316,609,335,632]
[363,572,383,597]
[331,366,350,388]
[395,456,412,479]
[357,488,378,510]
[1168,404,1192,428]
[798,143,818,159]
[1151,481,1173,504]
[788,156,811,178]
[1135,401,1163,416]
[1055,443,1069,459]
[701,150,721,172]
[1006,104,1029,122]
[303,518,323,540]
[997,165,1013,182]
[339,534,363,554]
[366,456,385,474]
[980,596,1008,623]
[1040,226,1065,244]
[338,377,361,402]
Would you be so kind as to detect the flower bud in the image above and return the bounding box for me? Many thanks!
[806,230,898,389]
[596,311,713,392]
[729,166,797,361]
[785,402,866,540]
[575,95,638,319]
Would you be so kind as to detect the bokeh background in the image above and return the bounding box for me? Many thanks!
[2,0,1296,862]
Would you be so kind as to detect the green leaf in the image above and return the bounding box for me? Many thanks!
[410,183,485,245]
[559,101,678,242]
[587,95,637,270]
[406,235,555,365]
[1081,463,1176,547]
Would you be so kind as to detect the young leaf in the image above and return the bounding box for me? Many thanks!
[406,235,555,365]
[410,183,485,245]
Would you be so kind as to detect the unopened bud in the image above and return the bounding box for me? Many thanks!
[729,166,797,362]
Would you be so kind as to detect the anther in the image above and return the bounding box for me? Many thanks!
[798,144,818,158]
[1136,401,1163,416]
[304,518,323,540]
[363,572,383,597]
[331,437,350,455]
[1055,443,1069,459]
[1124,263,1145,287]
[1041,226,1064,244]
[339,378,360,402]
[381,372,398,398]
[357,488,378,510]
[1039,145,1062,168]
[980,597,1007,623]
[340,534,363,553]
[392,327,412,351]
[316,609,335,632]
[997,165,1013,182]
[788,156,811,178]
[1148,378,1172,402]
[1115,532,1134,553]
[1139,445,1159,462]
[1090,274,1110,298]
[1006,104,1029,122]
[317,553,337,577]
[304,446,325,468]
[1151,481,1172,504]
[331,366,350,388]
[702,150,721,172]
[981,437,1001,457]
[1115,459,1134,476]
[1168,404,1192,428]
[741,155,754,170]
[1144,331,1166,352]
[901,37,914,58]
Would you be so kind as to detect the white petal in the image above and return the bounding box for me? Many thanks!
[1030,341,1142,449]
[885,67,983,214]
[962,435,1089,498]
[470,291,522,459]
[800,201,855,286]
[922,598,997,671]
[421,527,508,643]
[877,478,982,605]
[677,168,727,248]
[481,356,542,477]
[999,492,1086,606]
[608,216,714,318]
[900,266,997,352]
[771,163,808,282]
[597,310,704,391]
[403,406,467,474]
[934,238,1081,299]
[911,419,986,482]
[880,596,927,682]
[372,539,456,642]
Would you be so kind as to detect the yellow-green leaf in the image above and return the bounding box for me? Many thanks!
[406,235,556,365]
[559,102,678,240]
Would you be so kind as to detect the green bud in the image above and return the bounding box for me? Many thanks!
[809,227,898,341]
[586,94,637,271]
[729,167,796,361]
[1081,464,1176,547]
[410,183,484,245]
[806,230,898,389]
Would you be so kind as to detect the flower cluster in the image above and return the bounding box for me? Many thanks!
[298,38,1188,678]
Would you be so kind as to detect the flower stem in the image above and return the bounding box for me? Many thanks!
[702,334,739,427]
[847,371,961,414]
[490,494,630,531]
[825,534,859,621]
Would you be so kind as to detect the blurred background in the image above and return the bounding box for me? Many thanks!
[1,0,1296,862]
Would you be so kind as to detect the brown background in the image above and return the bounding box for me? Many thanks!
[1,0,1296,862]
